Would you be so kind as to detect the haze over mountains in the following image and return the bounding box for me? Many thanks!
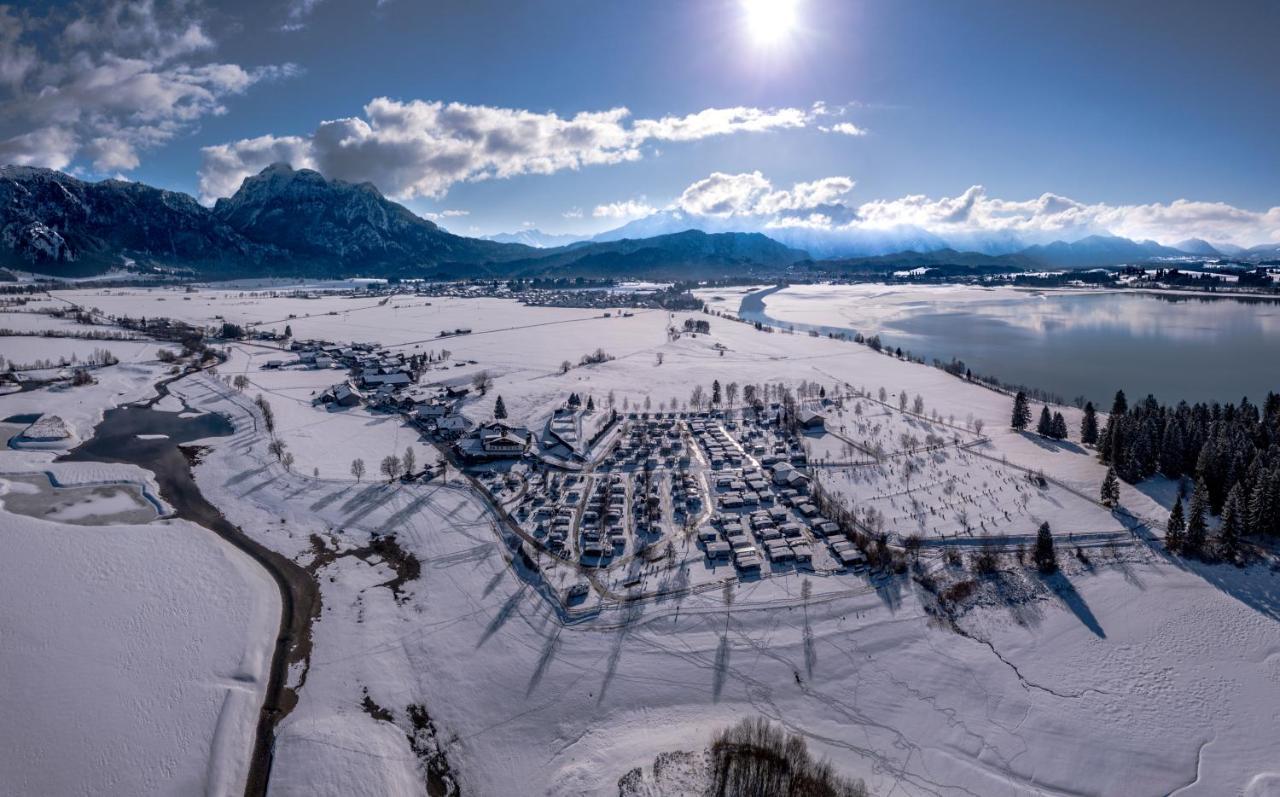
[2,163,1275,280]
[492,208,1278,266]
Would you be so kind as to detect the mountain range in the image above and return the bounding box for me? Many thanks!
[2,163,1275,280]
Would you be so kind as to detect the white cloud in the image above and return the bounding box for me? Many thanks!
[423,209,469,221]
[0,126,79,170]
[671,172,1280,247]
[821,122,867,137]
[0,1,298,175]
[197,134,316,201]
[592,199,656,220]
[562,207,584,219]
[677,171,857,223]
[850,185,1280,244]
[631,106,809,142]
[199,98,827,202]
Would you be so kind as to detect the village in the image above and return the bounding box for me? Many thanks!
[252,329,892,606]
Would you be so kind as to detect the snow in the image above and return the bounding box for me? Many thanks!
[5,285,1276,796]
[0,359,172,445]
[0,467,279,796]
[0,334,165,369]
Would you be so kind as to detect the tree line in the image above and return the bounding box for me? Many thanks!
[1098,390,1280,556]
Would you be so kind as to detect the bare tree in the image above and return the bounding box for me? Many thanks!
[380,454,401,481]
[254,394,276,434]
[973,418,985,435]
[912,394,924,415]
[472,370,493,395]
[281,452,295,472]
[402,446,416,476]
[725,382,739,407]
[268,439,288,461]
[655,352,664,366]
[351,458,366,482]
[560,359,572,374]
[232,374,249,391]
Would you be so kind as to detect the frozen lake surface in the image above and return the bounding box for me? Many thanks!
[741,284,1280,405]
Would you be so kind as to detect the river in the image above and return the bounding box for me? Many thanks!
[58,376,317,797]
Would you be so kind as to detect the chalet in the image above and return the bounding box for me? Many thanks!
[799,410,826,430]
[455,421,531,461]
[435,415,471,437]
[770,463,811,491]
[361,370,412,388]
[318,382,362,407]
[415,402,449,420]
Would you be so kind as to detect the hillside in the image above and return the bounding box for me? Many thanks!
[0,165,810,280]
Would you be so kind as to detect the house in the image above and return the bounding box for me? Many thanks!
[435,415,471,437]
[361,370,412,388]
[415,402,449,420]
[455,421,531,461]
[770,463,810,491]
[319,382,362,407]
[799,410,825,430]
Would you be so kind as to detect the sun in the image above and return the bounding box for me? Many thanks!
[742,0,801,47]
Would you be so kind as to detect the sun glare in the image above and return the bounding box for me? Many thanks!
[742,0,800,47]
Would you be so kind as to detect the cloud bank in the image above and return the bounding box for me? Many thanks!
[0,1,297,174]
[198,98,833,203]
[666,172,1280,247]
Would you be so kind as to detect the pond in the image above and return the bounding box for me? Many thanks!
[0,472,160,525]
[740,284,1280,406]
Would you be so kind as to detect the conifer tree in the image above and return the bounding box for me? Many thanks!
[1037,406,1053,436]
[1249,466,1279,537]
[1034,522,1057,574]
[1165,495,1185,552]
[1185,478,1209,556]
[1110,389,1128,415]
[1011,391,1031,430]
[1080,401,1099,445]
[712,379,722,405]
[1100,468,1120,507]
[587,395,595,412]
[1051,412,1069,440]
[494,395,507,419]
[1218,483,1244,562]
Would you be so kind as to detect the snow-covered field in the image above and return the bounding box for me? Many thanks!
[173,362,1280,796]
[0,462,279,795]
[2,285,1277,796]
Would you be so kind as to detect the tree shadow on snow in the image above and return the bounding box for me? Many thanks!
[597,602,642,704]
[1021,433,1088,457]
[309,485,351,511]
[1040,571,1105,638]
[223,465,268,486]
[477,584,527,648]
[1133,476,1183,513]
[713,633,731,702]
[525,628,560,697]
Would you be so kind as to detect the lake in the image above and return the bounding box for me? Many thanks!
[739,284,1280,406]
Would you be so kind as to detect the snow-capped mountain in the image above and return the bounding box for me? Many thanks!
[1018,235,1190,268]
[212,163,532,271]
[591,209,1264,267]
[0,165,274,275]
[0,165,811,278]
[484,229,588,248]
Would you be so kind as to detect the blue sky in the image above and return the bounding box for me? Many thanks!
[2,0,1279,243]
